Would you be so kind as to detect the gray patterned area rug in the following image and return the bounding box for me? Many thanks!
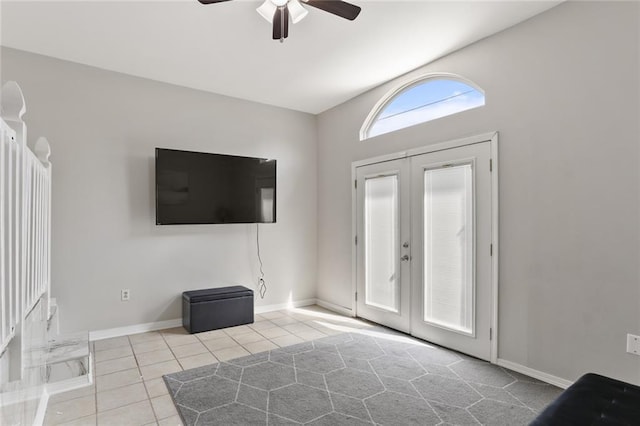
[163,331,561,425]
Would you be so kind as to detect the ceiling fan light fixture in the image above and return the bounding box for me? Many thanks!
[207,0,361,40]
[257,0,277,23]
[288,0,308,24]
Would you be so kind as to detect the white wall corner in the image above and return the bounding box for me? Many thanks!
[315,299,354,317]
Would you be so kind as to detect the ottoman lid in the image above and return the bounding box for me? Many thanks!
[183,286,253,302]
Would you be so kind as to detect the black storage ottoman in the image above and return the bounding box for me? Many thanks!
[531,373,640,425]
[182,286,254,334]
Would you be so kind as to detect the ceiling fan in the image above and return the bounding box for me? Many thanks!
[197,0,362,42]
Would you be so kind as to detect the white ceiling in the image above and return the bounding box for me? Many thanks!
[1,0,561,114]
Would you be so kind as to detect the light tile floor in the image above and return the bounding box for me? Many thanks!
[44,305,372,426]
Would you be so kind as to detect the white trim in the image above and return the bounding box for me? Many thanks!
[316,299,354,317]
[405,132,495,158]
[352,131,497,169]
[254,298,316,314]
[89,298,317,341]
[352,150,411,168]
[33,390,49,426]
[497,358,573,389]
[351,165,358,317]
[359,72,485,141]
[489,132,499,364]
[90,318,183,341]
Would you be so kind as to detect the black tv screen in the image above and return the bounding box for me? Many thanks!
[155,148,276,225]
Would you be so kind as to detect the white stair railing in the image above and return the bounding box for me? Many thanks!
[0,81,52,357]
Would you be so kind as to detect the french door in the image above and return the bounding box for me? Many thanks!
[355,140,495,360]
[355,159,411,333]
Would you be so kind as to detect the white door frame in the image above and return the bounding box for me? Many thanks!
[351,131,499,363]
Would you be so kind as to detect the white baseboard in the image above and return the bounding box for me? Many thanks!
[90,298,318,341]
[315,299,354,317]
[90,318,183,341]
[497,358,573,389]
[254,298,316,314]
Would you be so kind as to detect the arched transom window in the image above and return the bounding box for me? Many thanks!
[361,75,485,140]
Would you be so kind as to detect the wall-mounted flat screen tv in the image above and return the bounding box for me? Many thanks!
[155,148,276,225]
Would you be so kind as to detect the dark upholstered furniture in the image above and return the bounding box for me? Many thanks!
[182,286,254,333]
[531,373,640,425]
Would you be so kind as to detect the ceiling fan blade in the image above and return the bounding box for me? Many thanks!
[272,6,290,40]
[304,0,361,21]
[197,0,232,4]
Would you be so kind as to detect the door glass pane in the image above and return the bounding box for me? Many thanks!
[365,175,399,312]
[423,164,473,333]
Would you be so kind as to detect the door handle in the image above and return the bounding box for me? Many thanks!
[401,254,410,262]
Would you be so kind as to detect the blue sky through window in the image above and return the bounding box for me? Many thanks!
[366,79,485,139]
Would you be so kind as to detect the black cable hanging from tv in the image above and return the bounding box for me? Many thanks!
[256,223,267,299]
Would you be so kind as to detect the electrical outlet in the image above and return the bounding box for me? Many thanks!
[121,289,130,301]
[627,333,640,355]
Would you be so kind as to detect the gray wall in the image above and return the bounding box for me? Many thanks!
[316,1,640,384]
[1,47,318,332]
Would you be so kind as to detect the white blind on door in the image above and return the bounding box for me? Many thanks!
[364,174,399,313]
[423,164,474,334]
